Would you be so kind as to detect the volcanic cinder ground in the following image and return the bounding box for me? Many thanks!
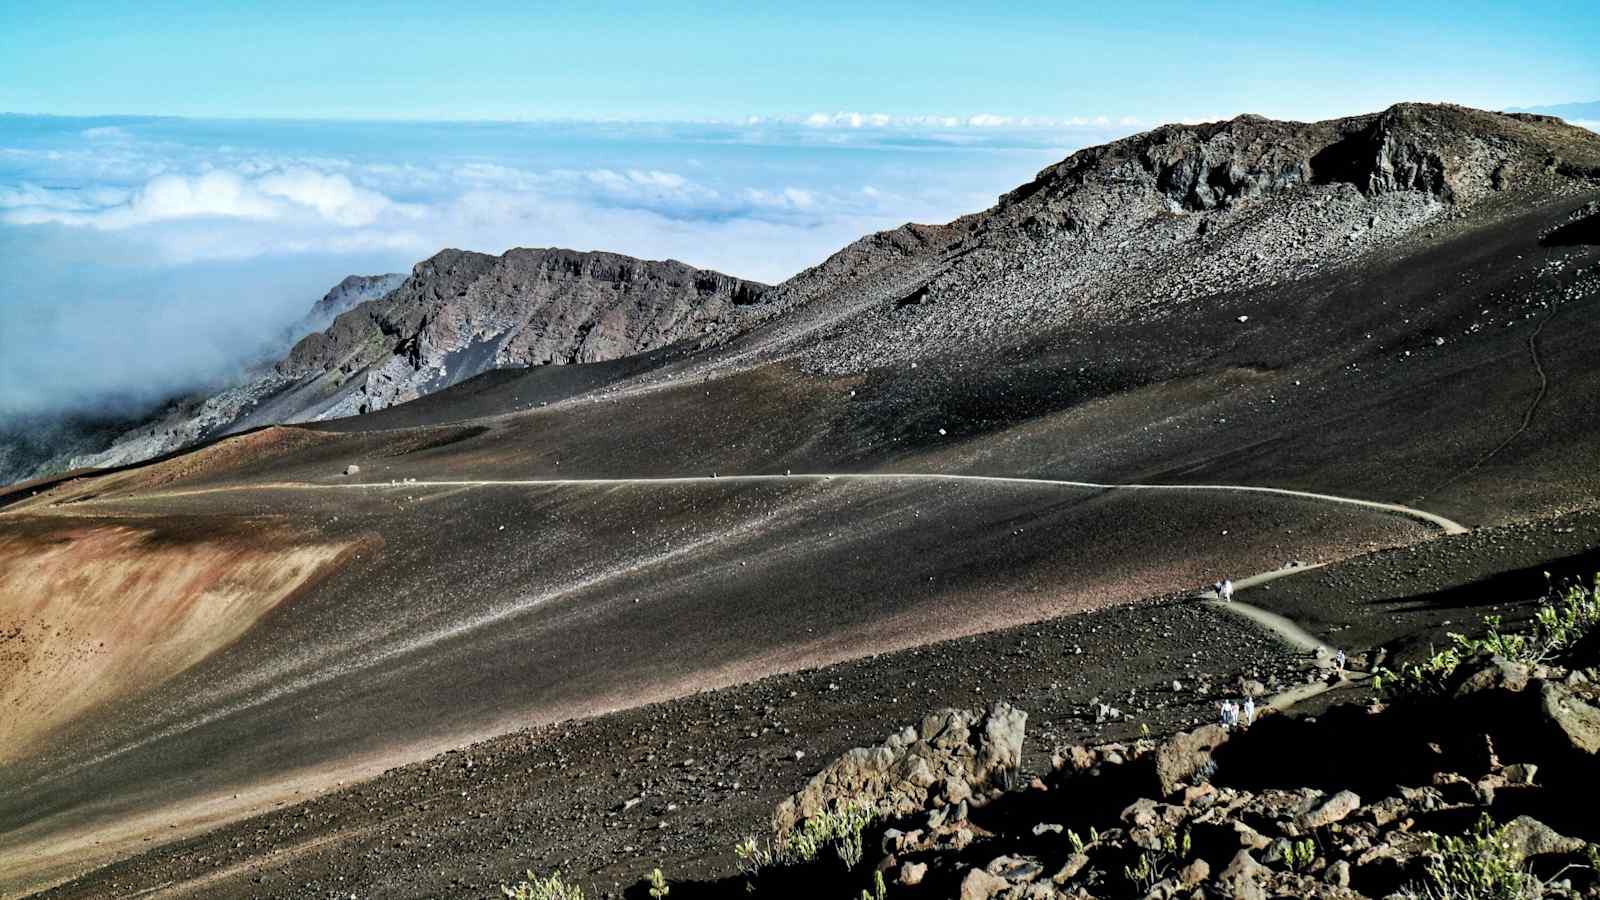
[3,105,1600,898]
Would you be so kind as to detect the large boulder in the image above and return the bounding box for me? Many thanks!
[772,702,1027,840]
[1297,790,1361,830]
[1539,682,1600,754]
[1153,724,1229,796]
[1502,815,1586,860]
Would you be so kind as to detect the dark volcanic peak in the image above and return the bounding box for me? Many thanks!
[999,103,1600,221]
[278,247,771,415]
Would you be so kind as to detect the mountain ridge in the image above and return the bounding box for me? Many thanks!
[9,103,1597,486]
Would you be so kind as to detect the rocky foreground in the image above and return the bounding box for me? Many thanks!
[610,586,1600,899]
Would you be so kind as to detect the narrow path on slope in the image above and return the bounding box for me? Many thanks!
[1417,300,1561,504]
[116,471,1470,535]
[120,469,1446,717]
[1197,562,1370,714]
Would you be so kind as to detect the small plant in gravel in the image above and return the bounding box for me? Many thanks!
[734,797,876,892]
[1123,829,1191,892]
[646,867,670,898]
[858,869,887,900]
[734,836,775,891]
[786,797,873,870]
[501,870,584,900]
[1285,837,1317,872]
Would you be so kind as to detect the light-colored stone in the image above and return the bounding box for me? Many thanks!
[1153,724,1229,795]
[772,702,1027,840]
[1298,790,1360,829]
[1502,815,1585,859]
[898,861,928,886]
[1053,853,1090,884]
[1324,859,1351,887]
[960,868,1009,900]
[1540,682,1600,754]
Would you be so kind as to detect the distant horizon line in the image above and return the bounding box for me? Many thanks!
[2,99,1593,131]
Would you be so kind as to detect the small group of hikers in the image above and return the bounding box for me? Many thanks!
[1211,578,1235,602]
[1219,696,1255,729]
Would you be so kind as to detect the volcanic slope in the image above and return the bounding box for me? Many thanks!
[3,103,1600,897]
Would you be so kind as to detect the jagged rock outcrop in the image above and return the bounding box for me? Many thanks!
[277,248,770,415]
[300,273,407,332]
[1,253,768,484]
[771,701,1025,841]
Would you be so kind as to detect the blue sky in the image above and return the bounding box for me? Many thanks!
[0,1,1596,422]
[2,0,1595,122]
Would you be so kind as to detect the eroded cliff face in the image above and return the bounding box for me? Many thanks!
[0,515,353,761]
[277,248,770,414]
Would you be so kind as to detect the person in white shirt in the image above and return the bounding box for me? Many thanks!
[1243,696,1256,726]
[1220,578,1234,602]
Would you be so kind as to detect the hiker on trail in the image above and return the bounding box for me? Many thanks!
[1218,700,1231,728]
[1244,696,1256,726]
[1219,578,1234,602]
[1334,649,1346,674]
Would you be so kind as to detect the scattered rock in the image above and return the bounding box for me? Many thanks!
[1298,789,1360,829]
[897,861,927,886]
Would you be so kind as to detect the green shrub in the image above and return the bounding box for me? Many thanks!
[1123,829,1191,892]
[858,869,887,900]
[1286,837,1317,872]
[1375,575,1599,698]
[735,797,877,892]
[501,870,584,900]
[1405,814,1538,900]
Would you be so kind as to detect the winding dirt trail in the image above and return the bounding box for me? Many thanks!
[114,468,1453,718]
[1198,562,1372,713]
[117,471,1471,536]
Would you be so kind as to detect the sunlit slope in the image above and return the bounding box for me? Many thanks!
[1,472,1431,892]
[0,517,350,762]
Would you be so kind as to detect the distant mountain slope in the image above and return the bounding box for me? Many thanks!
[732,104,1600,374]
[0,273,404,485]
[275,248,770,417]
[2,254,766,484]
[1509,100,1600,123]
[24,105,1594,487]
[298,273,408,334]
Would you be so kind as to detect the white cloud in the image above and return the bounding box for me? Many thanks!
[740,186,818,210]
[81,125,132,142]
[2,169,414,231]
[788,111,1139,131]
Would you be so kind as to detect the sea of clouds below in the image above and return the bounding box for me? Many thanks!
[0,114,1144,422]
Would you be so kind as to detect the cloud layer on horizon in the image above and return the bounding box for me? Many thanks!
[0,114,1137,421]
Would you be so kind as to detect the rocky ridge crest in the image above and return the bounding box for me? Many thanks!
[277,248,770,416]
[769,104,1600,375]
